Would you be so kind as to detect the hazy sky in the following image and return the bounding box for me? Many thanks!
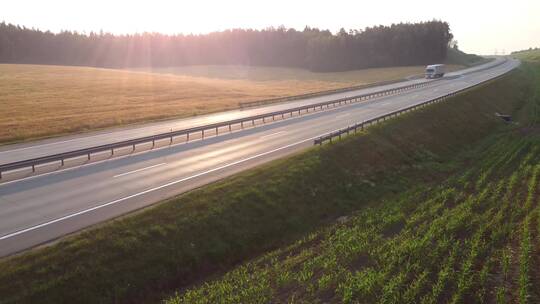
[3,0,539,55]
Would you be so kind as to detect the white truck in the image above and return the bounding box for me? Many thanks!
[425,64,445,79]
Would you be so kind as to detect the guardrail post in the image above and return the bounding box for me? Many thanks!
[152,140,155,148]
[32,165,35,172]
[132,144,135,151]
[0,171,2,179]
[87,153,90,160]
[61,159,65,166]
[111,148,114,155]
[229,124,232,132]
[202,130,205,139]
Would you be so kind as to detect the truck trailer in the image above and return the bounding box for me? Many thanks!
[425,64,445,78]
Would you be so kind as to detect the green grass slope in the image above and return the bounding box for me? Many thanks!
[445,48,489,66]
[514,48,540,63]
[0,62,531,303]
[169,134,540,303]
[166,60,540,303]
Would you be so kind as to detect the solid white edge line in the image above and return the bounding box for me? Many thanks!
[113,163,167,178]
[0,134,317,241]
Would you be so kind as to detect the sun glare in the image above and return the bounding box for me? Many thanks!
[2,0,539,54]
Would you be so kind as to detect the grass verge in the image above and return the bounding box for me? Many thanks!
[0,62,530,304]
[163,54,540,303]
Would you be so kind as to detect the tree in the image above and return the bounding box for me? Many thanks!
[0,21,454,72]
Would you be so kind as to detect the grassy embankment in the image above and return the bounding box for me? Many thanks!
[164,54,540,303]
[445,48,491,66]
[0,63,458,144]
[0,56,530,303]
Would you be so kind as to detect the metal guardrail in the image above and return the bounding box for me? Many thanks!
[239,78,407,108]
[313,62,513,146]
[0,58,511,179]
[0,78,440,179]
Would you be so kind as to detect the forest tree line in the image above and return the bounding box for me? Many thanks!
[0,21,453,72]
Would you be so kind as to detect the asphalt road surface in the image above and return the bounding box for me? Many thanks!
[0,58,519,257]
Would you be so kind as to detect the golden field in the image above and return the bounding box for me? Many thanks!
[0,63,462,143]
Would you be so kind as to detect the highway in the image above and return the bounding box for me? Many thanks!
[0,58,518,257]
[0,58,506,166]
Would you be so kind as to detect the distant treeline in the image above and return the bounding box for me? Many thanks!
[0,21,453,72]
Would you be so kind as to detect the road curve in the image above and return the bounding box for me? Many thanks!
[0,58,518,257]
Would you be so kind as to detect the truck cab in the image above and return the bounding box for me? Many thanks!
[425,64,445,79]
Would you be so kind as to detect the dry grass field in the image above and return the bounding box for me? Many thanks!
[0,63,462,144]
